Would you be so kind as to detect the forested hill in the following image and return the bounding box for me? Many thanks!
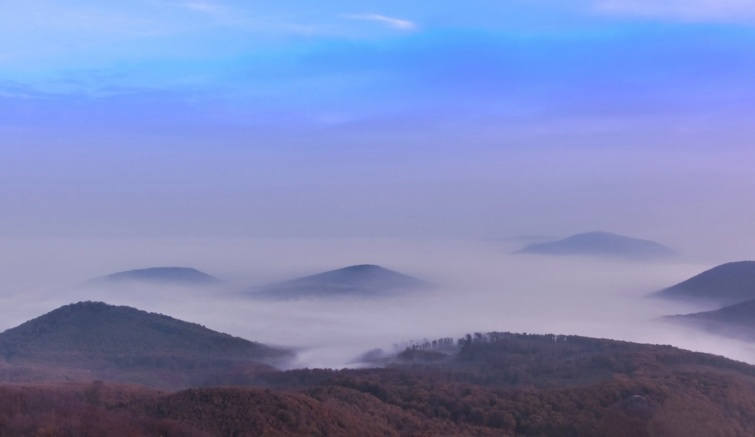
[290,332,755,436]
[4,332,755,436]
[392,332,755,385]
[0,301,279,361]
[0,301,291,388]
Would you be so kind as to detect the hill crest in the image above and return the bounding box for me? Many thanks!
[515,231,677,260]
[249,264,432,299]
[0,301,283,360]
[653,261,755,305]
[0,301,290,388]
[665,298,755,342]
[88,267,224,286]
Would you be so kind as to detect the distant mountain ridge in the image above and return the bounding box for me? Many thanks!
[653,261,755,305]
[249,264,432,300]
[0,301,273,360]
[88,267,224,286]
[0,301,291,389]
[665,299,755,342]
[515,231,677,260]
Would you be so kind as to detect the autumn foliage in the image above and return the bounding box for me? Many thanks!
[2,332,755,435]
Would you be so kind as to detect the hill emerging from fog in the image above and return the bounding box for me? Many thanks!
[88,267,224,286]
[666,299,755,342]
[514,231,677,260]
[653,261,755,305]
[248,264,432,300]
[0,301,291,389]
[5,332,755,436]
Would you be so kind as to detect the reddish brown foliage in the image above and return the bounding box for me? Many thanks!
[2,333,755,436]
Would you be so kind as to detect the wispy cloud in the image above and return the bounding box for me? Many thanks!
[594,0,755,22]
[343,13,417,31]
[0,81,48,99]
[182,1,226,14]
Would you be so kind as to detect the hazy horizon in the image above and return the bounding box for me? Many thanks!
[2,236,753,369]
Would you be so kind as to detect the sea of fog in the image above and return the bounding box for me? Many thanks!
[1,236,754,368]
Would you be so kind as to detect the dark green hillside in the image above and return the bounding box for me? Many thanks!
[0,302,291,389]
[0,301,277,361]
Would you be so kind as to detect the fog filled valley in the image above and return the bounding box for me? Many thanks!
[2,235,752,368]
[6,235,755,435]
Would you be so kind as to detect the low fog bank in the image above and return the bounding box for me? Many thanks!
[1,236,753,368]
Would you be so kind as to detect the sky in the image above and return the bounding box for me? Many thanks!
[3,1,755,366]
[3,0,755,255]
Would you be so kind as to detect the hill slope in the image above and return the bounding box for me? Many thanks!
[653,261,755,305]
[88,267,224,286]
[249,264,432,299]
[5,333,755,436]
[666,299,755,341]
[0,301,291,389]
[515,231,677,260]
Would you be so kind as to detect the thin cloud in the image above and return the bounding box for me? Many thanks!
[182,1,226,14]
[343,13,417,31]
[0,80,78,100]
[594,0,755,22]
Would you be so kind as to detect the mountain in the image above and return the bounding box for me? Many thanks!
[665,299,755,341]
[248,264,432,300]
[0,301,291,389]
[653,261,755,306]
[5,332,755,436]
[88,267,224,286]
[514,231,677,260]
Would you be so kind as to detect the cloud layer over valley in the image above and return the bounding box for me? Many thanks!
[1,236,752,368]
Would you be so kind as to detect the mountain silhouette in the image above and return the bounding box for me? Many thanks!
[0,301,290,388]
[653,261,755,305]
[515,231,677,260]
[249,264,432,299]
[665,299,755,342]
[88,267,224,286]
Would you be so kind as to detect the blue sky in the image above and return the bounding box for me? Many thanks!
[3,1,754,138]
[2,0,755,251]
[3,0,753,132]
